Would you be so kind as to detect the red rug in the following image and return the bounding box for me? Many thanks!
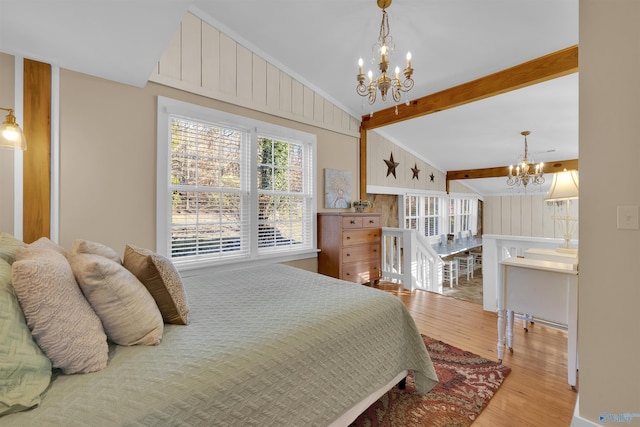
[351,334,511,427]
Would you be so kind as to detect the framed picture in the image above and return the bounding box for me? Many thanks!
[324,168,351,209]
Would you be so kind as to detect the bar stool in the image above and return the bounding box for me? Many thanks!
[470,249,482,271]
[455,254,474,280]
[443,259,459,287]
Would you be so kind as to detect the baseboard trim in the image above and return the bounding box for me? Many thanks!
[571,395,602,427]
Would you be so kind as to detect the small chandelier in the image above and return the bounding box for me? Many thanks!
[356,0,414,108]
[506,131,544,188]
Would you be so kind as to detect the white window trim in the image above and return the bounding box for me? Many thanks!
[157,97,317,273]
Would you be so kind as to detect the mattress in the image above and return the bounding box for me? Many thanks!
[4,263,437,426]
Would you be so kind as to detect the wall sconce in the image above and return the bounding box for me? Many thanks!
[0,107,26,150]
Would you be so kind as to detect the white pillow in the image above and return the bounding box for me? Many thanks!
[69,253,163,346]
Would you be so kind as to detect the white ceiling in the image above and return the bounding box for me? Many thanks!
[0,0,579,196]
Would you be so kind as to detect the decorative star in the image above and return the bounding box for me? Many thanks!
[384,152,400,179]
[429,172,435,182]
[411,163,420,180]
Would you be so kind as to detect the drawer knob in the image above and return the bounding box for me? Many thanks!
[346,253,351,256]
[350,220,356,224]
[373,249,377,253]
[369,220,374,223]
[346,236,351,240]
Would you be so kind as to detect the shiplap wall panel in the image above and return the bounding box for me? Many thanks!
[252,55,267,107]
[181,13,202,86]
[521,195,533,236]
[291,80,304,116]
[202,23,220,93]
[158,24,181,79]
[303,87,314,120]
[265,63,279,109]
[324,99,334,127]
[483,195,579,239]
[313,94,324,123]
[236,45,253,101]
[151,12,359,137]
[531,195,544,236]
[501,196,511,235]
[219,33,237,97]
[279,73,292,113]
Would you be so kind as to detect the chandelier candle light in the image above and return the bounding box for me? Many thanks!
[506,131,544,188]
[356,0,414,111]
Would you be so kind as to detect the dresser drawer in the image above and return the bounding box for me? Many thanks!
[342,229,381,246]
[341,261,381,284]
[342,216,363,229]
[342,244,379,263]
[361,216,381,228]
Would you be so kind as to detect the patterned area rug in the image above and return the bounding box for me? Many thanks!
[351,335,511,427]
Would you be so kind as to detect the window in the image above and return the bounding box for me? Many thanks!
[403,193,477,239]
[157,97,316,267]
[448,197,476,235]
[403,195,441,238]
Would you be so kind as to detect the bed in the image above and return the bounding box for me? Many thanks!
[1,237,437,426]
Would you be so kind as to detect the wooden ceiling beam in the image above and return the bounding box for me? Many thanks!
[445,158,579,193]
[360,45,578,130]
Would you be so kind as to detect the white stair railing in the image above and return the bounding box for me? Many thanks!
[381,228,443,292]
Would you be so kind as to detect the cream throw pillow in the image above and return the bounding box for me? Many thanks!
[70,238,121,264]
[123,244,189,325]
[70,253,163,346]
[12,245,108,374]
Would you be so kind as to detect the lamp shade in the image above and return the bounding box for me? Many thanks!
[546,170,579,201]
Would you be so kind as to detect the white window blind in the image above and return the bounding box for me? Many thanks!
[257,136,313,254]
[157,97,316,266]
[169,117,250,260]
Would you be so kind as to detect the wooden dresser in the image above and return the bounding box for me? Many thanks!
[317,213,382,284]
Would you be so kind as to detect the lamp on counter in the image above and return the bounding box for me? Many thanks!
[546,169,579,253]
[0,107,26,150]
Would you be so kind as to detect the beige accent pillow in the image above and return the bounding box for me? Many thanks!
[12,248,108,374]
[70,238,121,264]
[0,232,25,265]
[69,253,163,346]
[123,245,189,325]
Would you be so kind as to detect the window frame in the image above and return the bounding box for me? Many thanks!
[157,97,317,273]
[401,192,478,241]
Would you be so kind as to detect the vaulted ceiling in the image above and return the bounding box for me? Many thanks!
[0,0,579,195]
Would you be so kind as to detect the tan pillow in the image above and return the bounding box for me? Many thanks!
[69,253,163,346]
[12,248,108,374]
[123,245,189,325]
[70,238,121,264]
[21,237,67,257]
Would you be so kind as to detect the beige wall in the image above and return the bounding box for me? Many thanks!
[578,1,640,423]
[58,69,357,269]
[0,53,15,233]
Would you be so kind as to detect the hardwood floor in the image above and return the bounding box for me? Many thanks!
[373,282,577,426]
